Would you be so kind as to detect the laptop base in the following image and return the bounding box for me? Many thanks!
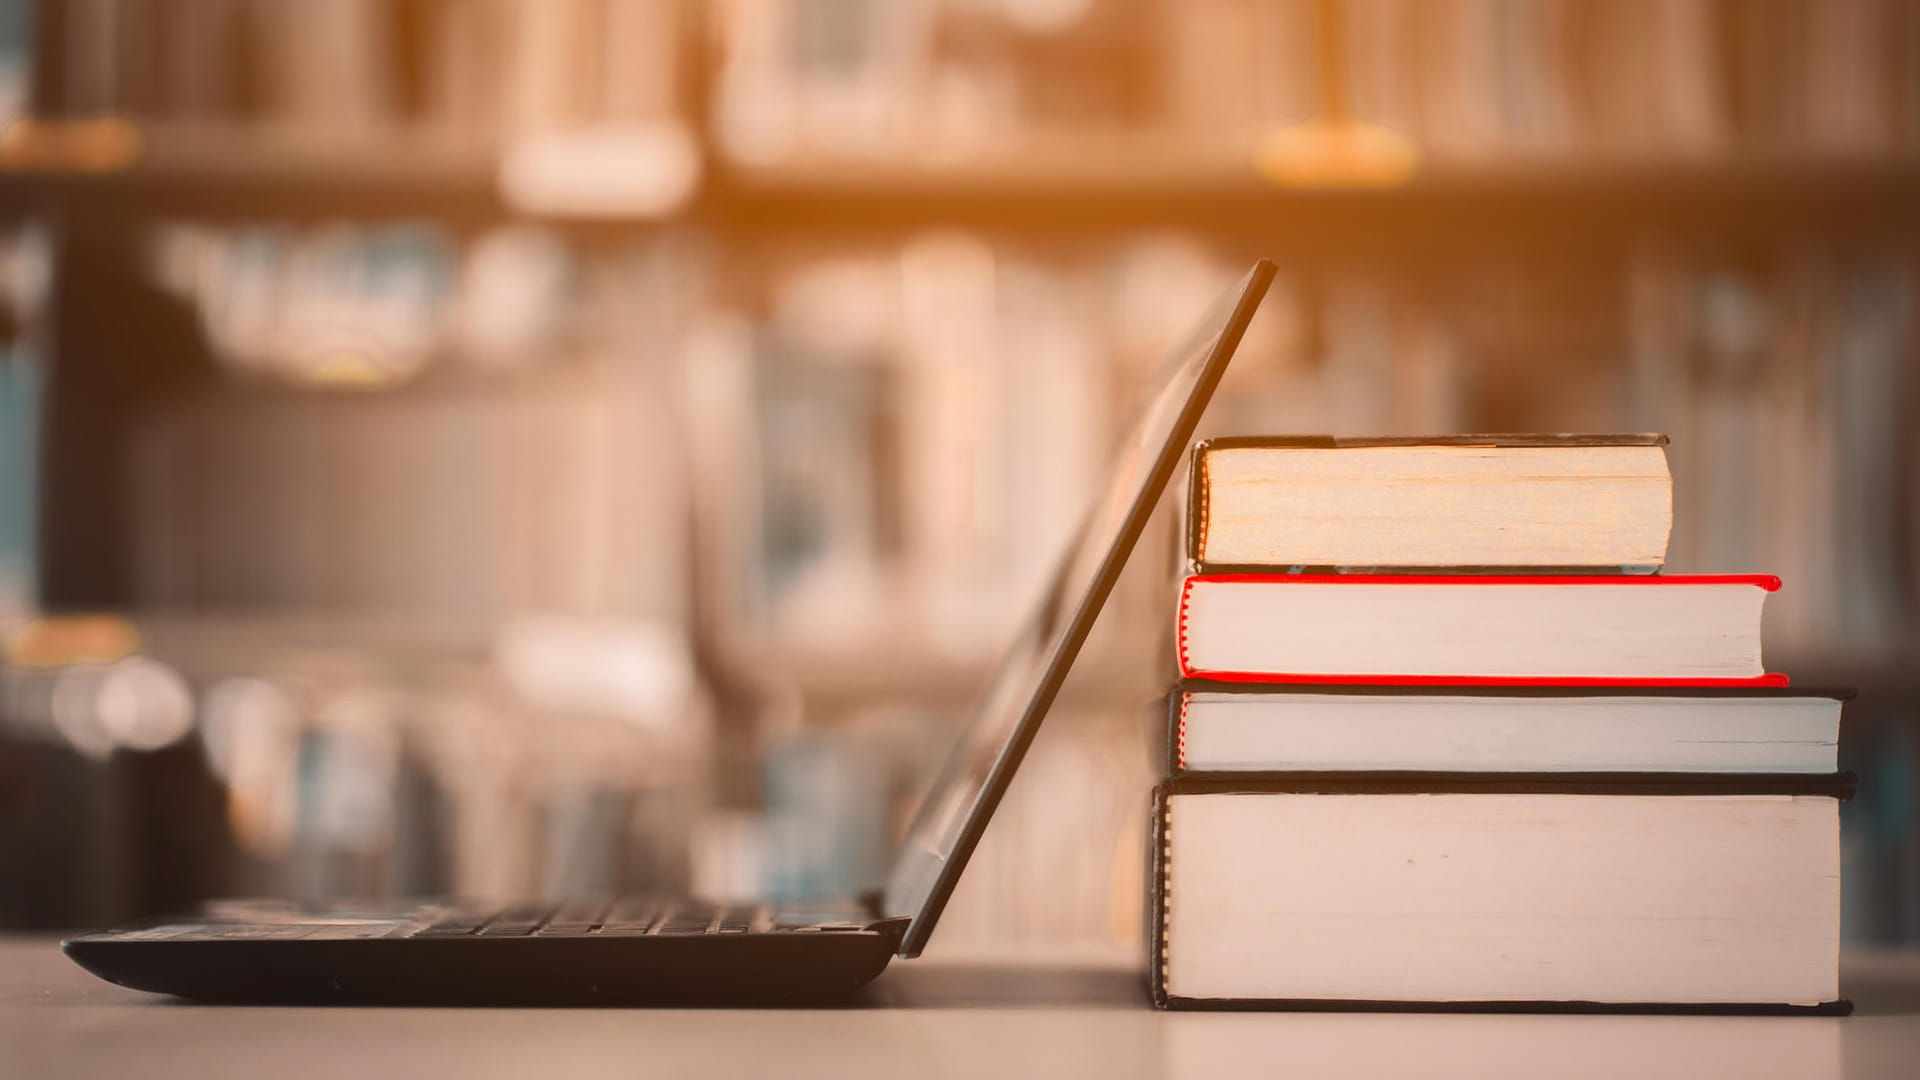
[64,902,908,1005]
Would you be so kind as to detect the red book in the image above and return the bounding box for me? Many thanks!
[1175,574,1787,687]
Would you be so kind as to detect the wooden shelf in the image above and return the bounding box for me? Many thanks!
[0,124,505,224]
[2,122,1918,250]
[705,151,1920,257]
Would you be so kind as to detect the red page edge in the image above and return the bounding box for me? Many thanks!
[1183,573,1783,589]
[1173,670,1793,688]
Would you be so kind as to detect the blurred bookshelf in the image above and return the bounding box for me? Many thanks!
[0,0,1916,945]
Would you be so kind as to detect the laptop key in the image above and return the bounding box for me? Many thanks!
[201,925,319,940]
[716,906,761,933]
[469,901,558,937]
[414,912,487,938]
[653,919,711,935]
[598,895,664,931]
[477,922,540,937]
[532,924,598,937]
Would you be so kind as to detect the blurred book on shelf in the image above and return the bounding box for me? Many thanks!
[0,342,36,618]
[685,237,1111,677]
[708,0,1920,179]
[32,0,685,139]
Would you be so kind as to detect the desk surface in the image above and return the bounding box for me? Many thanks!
[5,937,1919,1079]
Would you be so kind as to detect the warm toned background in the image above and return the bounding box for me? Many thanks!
[0,0,1915,946]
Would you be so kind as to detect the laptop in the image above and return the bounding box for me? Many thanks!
[62,260,1276,1004]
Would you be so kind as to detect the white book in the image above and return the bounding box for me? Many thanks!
[1187,436,1672,572]
[1170,687,1847,775]
[1175,574,1781,684]
[1153,787,1847,1009]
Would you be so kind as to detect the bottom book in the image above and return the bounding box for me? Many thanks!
[1150,776,1852,1012]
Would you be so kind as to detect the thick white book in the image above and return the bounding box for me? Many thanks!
[1151,781,1850,1011]
[1169,685,1849,775]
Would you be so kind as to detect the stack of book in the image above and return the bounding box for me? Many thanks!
[1151,435,1852,1013]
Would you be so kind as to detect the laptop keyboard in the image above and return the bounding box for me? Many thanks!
[408,897,864,939]
[87,897,881,942]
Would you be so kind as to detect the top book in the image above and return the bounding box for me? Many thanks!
[1187,435,1673,573]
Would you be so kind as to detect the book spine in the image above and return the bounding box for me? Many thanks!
[1183,442,1208,569]
[1169,688,1188,774]
[1175,575,1194,680]
[1150,784,1172,1009]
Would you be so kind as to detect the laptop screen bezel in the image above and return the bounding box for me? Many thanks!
[889,260,1275,958]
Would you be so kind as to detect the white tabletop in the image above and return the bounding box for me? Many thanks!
[5,937,1919,1079]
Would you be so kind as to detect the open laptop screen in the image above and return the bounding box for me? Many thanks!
[886,261,1274,957]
